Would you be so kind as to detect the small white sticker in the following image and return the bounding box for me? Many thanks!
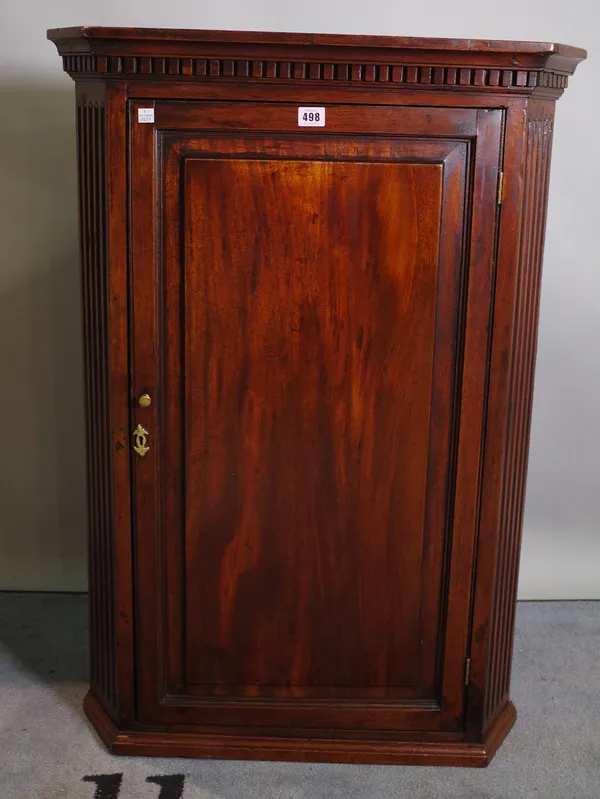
[138,108,154,123]
[298,107,325,127]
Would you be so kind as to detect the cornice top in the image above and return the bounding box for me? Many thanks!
[46,27,586,61]
[47,27,586,98]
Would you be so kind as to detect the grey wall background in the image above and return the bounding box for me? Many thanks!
[0,0,598,597]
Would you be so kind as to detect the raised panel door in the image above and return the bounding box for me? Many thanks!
[130,102,502,735]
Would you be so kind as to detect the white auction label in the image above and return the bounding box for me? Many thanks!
[138,108,155,123]
[298,107,325,127]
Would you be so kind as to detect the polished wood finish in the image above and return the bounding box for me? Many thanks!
[48,27,585,766]
[48,27,586,93]
[83,690,517,767]
[484,99,557,728]
[75,86,117,719]
[133,117,495,735]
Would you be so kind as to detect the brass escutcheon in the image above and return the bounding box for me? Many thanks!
[133,424,150,457]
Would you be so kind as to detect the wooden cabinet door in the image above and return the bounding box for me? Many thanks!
[130,100,502,735]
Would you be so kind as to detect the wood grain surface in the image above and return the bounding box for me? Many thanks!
[47,26,585,765]
[183,155,442,694]
[130,114,497,738]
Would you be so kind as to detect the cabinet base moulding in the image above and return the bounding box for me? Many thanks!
[83,692,517,767]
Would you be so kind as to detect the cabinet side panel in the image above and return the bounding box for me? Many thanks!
[484,101,554,726]
[76,96,117,718]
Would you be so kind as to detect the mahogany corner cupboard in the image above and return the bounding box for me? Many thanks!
[48,26,585,767]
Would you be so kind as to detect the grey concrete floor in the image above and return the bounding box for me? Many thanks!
[0,594,598,798]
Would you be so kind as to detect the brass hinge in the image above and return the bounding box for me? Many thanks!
[497,171,504,205]
[464,657,471,686]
